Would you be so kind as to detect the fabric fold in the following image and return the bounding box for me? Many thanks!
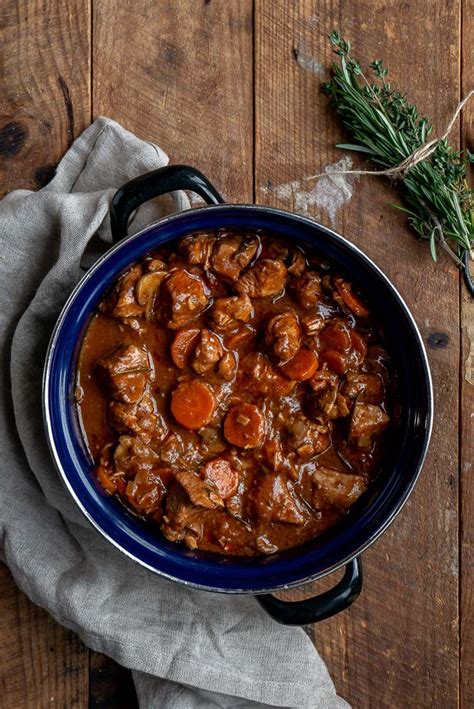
[0,117,348,708]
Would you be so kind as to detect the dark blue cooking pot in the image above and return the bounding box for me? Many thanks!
[43,165,433,625]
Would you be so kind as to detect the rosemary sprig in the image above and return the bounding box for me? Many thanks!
[323,31,474,294]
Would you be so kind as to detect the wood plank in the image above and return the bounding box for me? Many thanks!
[89,651,138,707]
[0,564,89,707]
[0,0,91,196]
[93,0,254,203]
[92,0,254,700]
[460,1,473,705]
[0,0,91,706]
[255,2,460,706]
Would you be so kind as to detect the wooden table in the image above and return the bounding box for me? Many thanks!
[0,1,472,706]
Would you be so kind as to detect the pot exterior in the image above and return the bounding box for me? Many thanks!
[43,204,433,594]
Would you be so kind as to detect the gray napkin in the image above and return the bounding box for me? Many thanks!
[0,117,349,709]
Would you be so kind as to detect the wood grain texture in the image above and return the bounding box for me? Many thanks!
[0,565,89,707]
[89,651,137,708]
[255,1,460,706]
[0,0,91,196]
[460,1,473,706]
[0,0,91,705]
[93,0,254,203]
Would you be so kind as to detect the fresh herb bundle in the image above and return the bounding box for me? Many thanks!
[323,31,473,294]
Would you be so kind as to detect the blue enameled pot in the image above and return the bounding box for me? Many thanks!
[43,165,433,625]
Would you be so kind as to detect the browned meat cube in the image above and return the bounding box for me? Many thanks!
[210,294,254,332]
[294,271,322,309]
[251,474,307,525]
[350,403,389,448]
[265,310,301,361]
[235,259,287,298]
[107,395,167,443]
[342,372,384,405]
[162,269,210,329]
[125,467,166,515]
[287,250,306,276]
[239,352,296,397]
[191,329,224,374]
[218,351,238,381]
[104,264,144,319]
[161,481,205,546]
[300,312,326,335]
[96,344,150,403]
[179,233,217,269]
[211,234,259,280]
[312,468,367,510]
[174,469,224,509]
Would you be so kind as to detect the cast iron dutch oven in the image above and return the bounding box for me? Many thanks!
[43,165,433,625]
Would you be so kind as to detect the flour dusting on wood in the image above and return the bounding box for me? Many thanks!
[293,40,324,76]
[262,157,357,226]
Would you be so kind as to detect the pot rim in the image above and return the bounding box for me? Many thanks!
[42,203,434,594]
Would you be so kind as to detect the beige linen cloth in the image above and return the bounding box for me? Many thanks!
[0,117,349,708]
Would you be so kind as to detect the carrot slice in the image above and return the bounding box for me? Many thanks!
[171,380,216,430]
[223,403,264,449]
[350,330,367,359]
[320,349,348,376]
[280,348,318,381]
[170,328,200,368]
[334,278,370,317]
[224,326,255,350]
[203,458,239,499]
[96,465,117,494]
[320,321,352,352]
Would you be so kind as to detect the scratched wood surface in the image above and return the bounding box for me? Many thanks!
[0,0,471,707]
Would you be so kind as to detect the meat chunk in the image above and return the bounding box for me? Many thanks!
[175,469,224,509]
[96,344,150,403]
[211,234,259,280]
[294,271,321,309]
[179,233,216,269]
[342,372,384,405]
[287,250,306,276]
[191,329,224,374]
[239,352,295,397]
[161,481,206,547]
[251,474,307,525]
[210,294,254,332]
[218,351,238,381]
[126,467,168,515]
[349,403,389,448]
[113,435,160,479]
[309,368,350,420]
[236,259,287,298]
[284,413,330,459]
[265,310,301,361]
[300,312,326,335]
[103,264,144,320]
[312,468,367,510]
[162,269,210,329]
[108,395,167,443]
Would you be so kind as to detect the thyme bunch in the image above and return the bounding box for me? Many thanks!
[323,31,473,294]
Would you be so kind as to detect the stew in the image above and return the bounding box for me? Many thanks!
[76,230,392,556]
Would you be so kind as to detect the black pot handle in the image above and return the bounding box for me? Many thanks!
[110,164,224,243]
[256,557,362,625]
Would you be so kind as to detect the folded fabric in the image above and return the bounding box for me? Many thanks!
[0,116,348,708]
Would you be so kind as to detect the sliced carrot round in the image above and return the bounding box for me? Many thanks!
[171,380,216,430]
[224,403,264,449]
[320,321,352,352]
[334,278,370,317]
[320,349,348,375]
[224,326,255,350]
[170,328,200,368]
[280,348,318,381]
[203,458,239,498]
[350,330,367,359]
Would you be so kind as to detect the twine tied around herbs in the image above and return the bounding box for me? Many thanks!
[304,89,474,294]
[305,89,474,182]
